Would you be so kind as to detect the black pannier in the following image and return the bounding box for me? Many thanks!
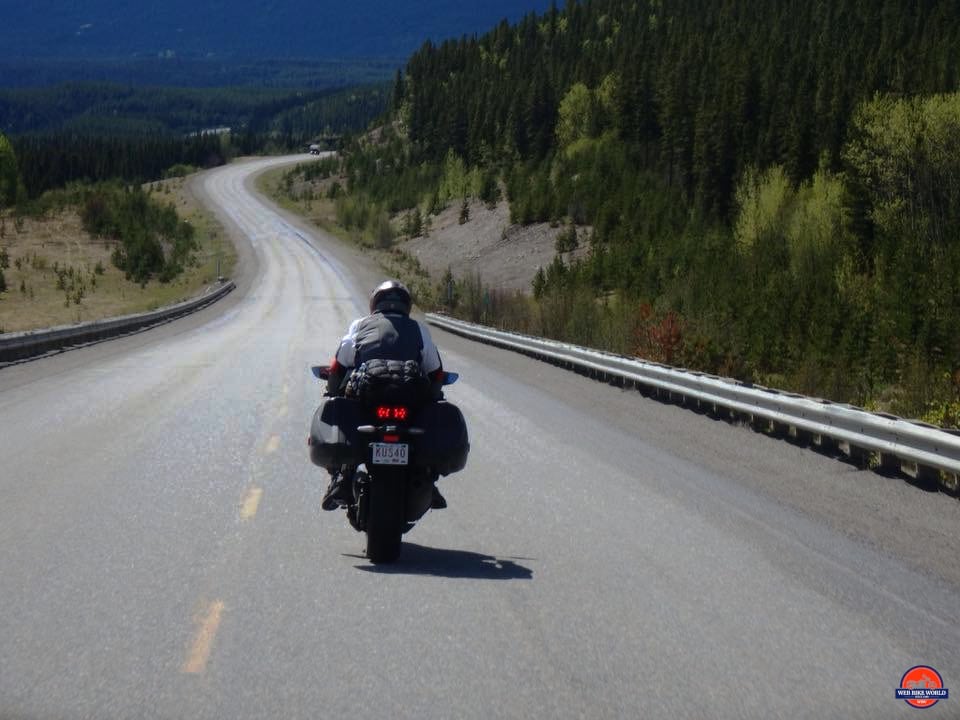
[411,401,470,476]
[309,396,368,470]
[309,395,469,477]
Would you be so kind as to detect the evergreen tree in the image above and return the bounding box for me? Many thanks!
[0,133,23,207]
[339,0,960,420]
[392,69,406,111]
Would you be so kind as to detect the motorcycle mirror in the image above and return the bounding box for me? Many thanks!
[311,365,331,380]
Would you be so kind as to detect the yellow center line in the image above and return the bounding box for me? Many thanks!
[264,435,281,454]
[182,600,225,675]
[240,487,263,520]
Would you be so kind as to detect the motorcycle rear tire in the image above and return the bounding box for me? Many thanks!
[365,471,404,563]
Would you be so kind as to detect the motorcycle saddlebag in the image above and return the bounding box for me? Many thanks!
[412,401,470,476]
[309,397,368,470]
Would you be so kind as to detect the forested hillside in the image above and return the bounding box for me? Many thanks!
[11,134,229,200]
[0,83,389,137]
[1,83,388,199]
[402,0,956,211]
[0,84,309,136]
[338,0,960,423]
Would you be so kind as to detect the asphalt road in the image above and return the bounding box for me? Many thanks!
[1,156,958,720]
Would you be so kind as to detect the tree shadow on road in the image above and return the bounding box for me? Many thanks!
[350,543,534,579]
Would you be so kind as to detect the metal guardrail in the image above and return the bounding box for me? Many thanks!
[0,280,236,364]
[426,313,960,488]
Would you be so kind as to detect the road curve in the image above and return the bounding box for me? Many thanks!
[1,156,958,720]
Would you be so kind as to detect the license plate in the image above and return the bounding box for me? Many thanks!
[371,443,409,465]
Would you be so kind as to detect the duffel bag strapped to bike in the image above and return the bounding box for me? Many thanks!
[411,401,470,476]
[347,358,432,406]
[309,396,369,470]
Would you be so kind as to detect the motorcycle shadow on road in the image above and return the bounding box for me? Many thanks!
[349,544,534,579]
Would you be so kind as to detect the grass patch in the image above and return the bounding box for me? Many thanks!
[0,174,236,333]
[257,164,341,231]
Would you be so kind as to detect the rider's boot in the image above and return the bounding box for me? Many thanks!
[321,468,354,511]
[430,484,447,509]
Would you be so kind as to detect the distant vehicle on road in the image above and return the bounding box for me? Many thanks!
[308,144,321,155]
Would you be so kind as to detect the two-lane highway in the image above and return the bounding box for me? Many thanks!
[1,156,958,720]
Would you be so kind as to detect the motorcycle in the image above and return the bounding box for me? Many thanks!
[308,364,469,563]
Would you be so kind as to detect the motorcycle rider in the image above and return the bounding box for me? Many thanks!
[321,279,448,511]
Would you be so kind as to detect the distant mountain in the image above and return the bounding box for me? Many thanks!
[1,1,554,62]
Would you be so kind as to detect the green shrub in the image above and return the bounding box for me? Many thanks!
[401,208,423,237]
[479,172,501,207]
[82,183,197,284]
[555,223,578,253]
[163,164,197,179]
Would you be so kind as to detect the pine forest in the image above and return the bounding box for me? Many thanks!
[337,0,960,425]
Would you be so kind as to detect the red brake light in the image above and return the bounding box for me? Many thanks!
[375,406,409,421]
[383,434,401,443]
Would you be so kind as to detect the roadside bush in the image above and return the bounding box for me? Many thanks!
[301,156,339,181]
[555,223,578,253]
[82,183,197,284]
[480,174,500,208]
[163,164,197,179]
[372,210,395,249]
[401,208,423,237]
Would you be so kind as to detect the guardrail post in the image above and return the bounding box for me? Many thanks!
[945,473,959,496]
[790,428,814,446]
[845,443,872,468]
[711,404,734,422]
[771,421,791,438]
[689,397,707,414]
[751,415,771,433]
[915,465,941,490]
[816,434,840,455]
[878,453,902,476]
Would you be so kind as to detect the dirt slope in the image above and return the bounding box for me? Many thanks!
[398,200,571,294]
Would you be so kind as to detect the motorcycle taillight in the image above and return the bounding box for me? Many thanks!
[375,406,409,421]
